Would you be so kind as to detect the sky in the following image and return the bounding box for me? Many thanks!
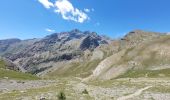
[0,0,170,40]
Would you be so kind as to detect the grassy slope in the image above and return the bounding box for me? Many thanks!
[46,46,114,79]
[0,69,39,80]
[118,35,170,78]
[47,60,101,78]
[119,69,170,78]
[0,60,6,69]
[0,60,39,80]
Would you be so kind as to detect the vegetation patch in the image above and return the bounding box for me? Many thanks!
[82,89,89,94]
[0,69,39,80]
[57,91,66,100]
[0,60,6,69]
[47,60,101,78]
[149,86,170,93]
[119,68,170,78]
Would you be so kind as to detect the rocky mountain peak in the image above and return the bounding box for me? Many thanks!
[129,29,144,33]
[0,38,21,44]
[0,38,21,53]
[0,29,111,73]
[80,35,100,51]
[119,30,162,49]
[125,30,161,38]
[70,29,81,33]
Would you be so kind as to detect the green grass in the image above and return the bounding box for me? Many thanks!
[47,60,101,78]
[0,59,39,80]
[0,69,39,80]
[0,60,6,69]
[119,68,170,78]
[0,77,93,100]
[149,85,170,93]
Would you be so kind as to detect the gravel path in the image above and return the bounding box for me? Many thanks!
[117,86,152,100]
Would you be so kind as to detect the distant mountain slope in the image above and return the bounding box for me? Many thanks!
[86,30,170,80]
[0,58,38,80]
[0,38,21,55]
[0,29,112,76]
[0,38,39,56]
[1,29,170,80]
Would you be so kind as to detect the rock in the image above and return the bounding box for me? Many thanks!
[0,29,110,74]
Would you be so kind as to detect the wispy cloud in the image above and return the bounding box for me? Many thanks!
[38,0,90,23]
[84,8,90,13]
[38,0,54,9]
[84,8,94,13]
[46,28,55,32]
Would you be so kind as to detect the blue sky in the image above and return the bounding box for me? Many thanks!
[0,0,170,40]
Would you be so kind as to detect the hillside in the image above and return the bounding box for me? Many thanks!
[0,59,38,80]
[0,29,113,78]
[1,30,170,100]
[86,30,170,80]
[1,29,170,80]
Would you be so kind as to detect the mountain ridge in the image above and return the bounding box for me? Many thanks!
[1,29,170,81]
[0,29,111,76]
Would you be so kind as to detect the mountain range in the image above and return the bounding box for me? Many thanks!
[1,29,170,80]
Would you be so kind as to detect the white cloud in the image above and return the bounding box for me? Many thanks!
[84,8,94,13]
[38,0,89,23]
[84,8,90,13]
[38,0,54,9]
[46,28,55,32]
[54,0,89,23]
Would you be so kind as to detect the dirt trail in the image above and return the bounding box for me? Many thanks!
[117,86,152,100]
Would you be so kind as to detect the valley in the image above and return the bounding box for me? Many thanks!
[0,29,170,100]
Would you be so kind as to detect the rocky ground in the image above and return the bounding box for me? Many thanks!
[0,77,170,100]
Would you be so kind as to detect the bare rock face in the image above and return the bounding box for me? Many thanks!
[0,39,21,54]
[0,57,19,71]
[0,29,110,74]
[119,30,161,49]
[80,33,100,51]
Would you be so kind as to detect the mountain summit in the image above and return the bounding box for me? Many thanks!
[0,30,111,75]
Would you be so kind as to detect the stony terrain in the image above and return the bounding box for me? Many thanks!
[0,77,170,100]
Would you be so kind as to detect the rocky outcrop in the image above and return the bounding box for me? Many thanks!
[0,57,19,71]
[0,29,110,74]
[80,34,99,50]
[119,30,161,49]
